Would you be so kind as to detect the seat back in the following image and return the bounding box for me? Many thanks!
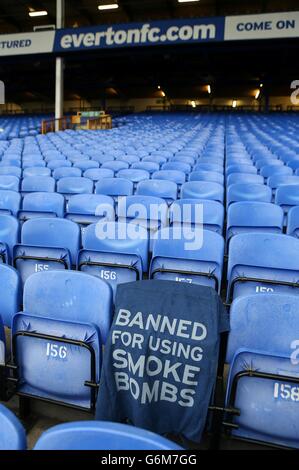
[287,206,299,238]
[23,167,51,178]
[21,217,80,264]
[275,185,299,218]
[95,178,133,198]
[131,161,160,174]
[80,222,148,290]
[0,175,19,192]
[170,198,224,233]
[150,227,224,292]
[0,405,26,450]
[66,194,115,228]
[23,271,112,342]
[189,170,224,185]
[152,170,186,185]
[22,176,55,193]
[226,294,299,362]
[0,166,22,178]
[226,349,299,448]
[0,264,21,326]
[34,421,182,450]
[83,168,114,181]
[227,183,272,207]
[0,214,19,260]
[118,195,168,229]
[227,201,284,243]
[0,190,21,216]
[21,192,65,218]
[226,173,264,187]
[57,177,93,195]
[136,179,178,203]
[227,233,299,301]
[53,167,82,180]
[181,181,224,203]
[226,164,257,177]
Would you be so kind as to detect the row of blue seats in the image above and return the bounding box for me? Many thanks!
[0,404,181,450]
[0,177,226,203]
[1,269,299,448]
[1,188,299,237]
[1,214,299,309]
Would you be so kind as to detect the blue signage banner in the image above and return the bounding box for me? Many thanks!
[0,12,298,57]
[54,17,225,53]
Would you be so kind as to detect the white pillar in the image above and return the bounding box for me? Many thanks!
[55,0,65,131]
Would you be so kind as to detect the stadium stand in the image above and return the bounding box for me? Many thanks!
[0,76,299,452]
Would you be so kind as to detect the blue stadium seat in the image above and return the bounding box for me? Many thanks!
[0,214,19,263]
[34,421,182,450]
[225,294,299,448]
[57,177,93,199]
[78,222,148,296]
[14,218,80,284]
[0,190,21,216]
[226,173,264,187]
[226,202,284,247]
[227,183,272,207]
[170,155,195,166]
[227,233,299,302]
[181,181,224,203]
[117,154,140,164]
[142,155,167,166]
[260,164,292,180]
[226,164,257,177]
[268,175,299,196]
[0,405,26,450]
[131,161,160,174]
[91,154,114,164]
[117,169,150,185]
[150,227,224,292]
[169,198,224,234]
[189,170,224,185]
[23,167,51,178]
[194,162,223,173]
[83,168,114,181]
[22,176,56,193]
[162,161,192,174]
[287,160,299,171]
[18,192,65,222]
[0,166,22,178]
[136,179,178,203]
[275,185,299,222]
[47,159,71,170]
[95,177,133,199]
[118,195,168,248]
[101,161,129,173]
[287,206,299,238]
[0,160,21,168]
[12,271,112,409]
[66,194,115,228]
[0,264,21,326]
[53,167,82,180]
[73,160,99,171]
[0,176,20,192]
[256,159,283,170]
[152,170,186,185]
[22,160,46,169]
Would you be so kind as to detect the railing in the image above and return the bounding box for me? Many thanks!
[86,115,112,130]
[41,117,71,134]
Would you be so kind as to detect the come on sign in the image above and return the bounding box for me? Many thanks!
[237,19,296,32]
